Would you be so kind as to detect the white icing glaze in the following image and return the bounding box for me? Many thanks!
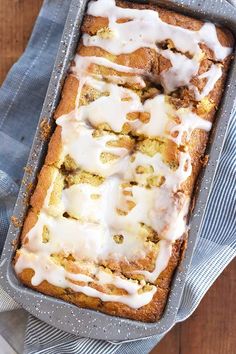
[84,0,232,96]
[198,23,232,61]
[71,57,213,144]
[61,183,107,222]
[57,115,130,177]
[86,0,197,55]
[159,50,199,93]
[133,240,173,282]
[46,167,190,242]
[126,150,192,190]
[75,77,143,133]
[190,63,223,101]
[114,184,190,241]
[15,249,156,309]
[86,0,232,60]
[170,108,212,146]
[69,52,214,143]
[22,175,152,261]
[130,94,212,143]
[136,95,172,137]
[16,0,225,309]
[70,79,212,144]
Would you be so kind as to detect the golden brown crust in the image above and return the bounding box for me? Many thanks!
[82,1,234,54]
[81,0,233,118]
[20,210,38,243]
[17,267,169,322]
[30,165,57,212]
[45,126,63,167]
[54,75,79,119]
[14,0,233,323]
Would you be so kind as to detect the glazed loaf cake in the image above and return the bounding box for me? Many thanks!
[14,0,233,322]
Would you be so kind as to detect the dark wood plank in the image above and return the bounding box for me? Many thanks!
[150,325,180,354]
[180,261,236,354]
[0,0,43,85]
[0,2,235,354]
[151,261,236,354]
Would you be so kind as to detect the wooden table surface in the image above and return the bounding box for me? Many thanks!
[0,1,235,353]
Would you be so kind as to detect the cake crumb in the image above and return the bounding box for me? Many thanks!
[11,216,22,228]
[11,239,18,247]
[24,166,33,174]
[97,27,115,39]
[113,234,124,244]
[40,119,51,139]
[201,155,209,166]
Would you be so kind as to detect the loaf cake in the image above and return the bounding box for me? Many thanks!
[14,0,233,322]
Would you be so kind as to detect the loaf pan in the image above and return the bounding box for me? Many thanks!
[0,0,235,341]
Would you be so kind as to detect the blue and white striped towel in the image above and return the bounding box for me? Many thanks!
[0,1,235,353]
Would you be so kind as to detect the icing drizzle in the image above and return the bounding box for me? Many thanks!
[84,0,232,95]
[15,0,232,309]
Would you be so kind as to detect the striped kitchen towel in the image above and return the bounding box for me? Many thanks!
[0,0,235,353]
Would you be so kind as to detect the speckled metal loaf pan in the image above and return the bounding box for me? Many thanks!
[0,0,235,342]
